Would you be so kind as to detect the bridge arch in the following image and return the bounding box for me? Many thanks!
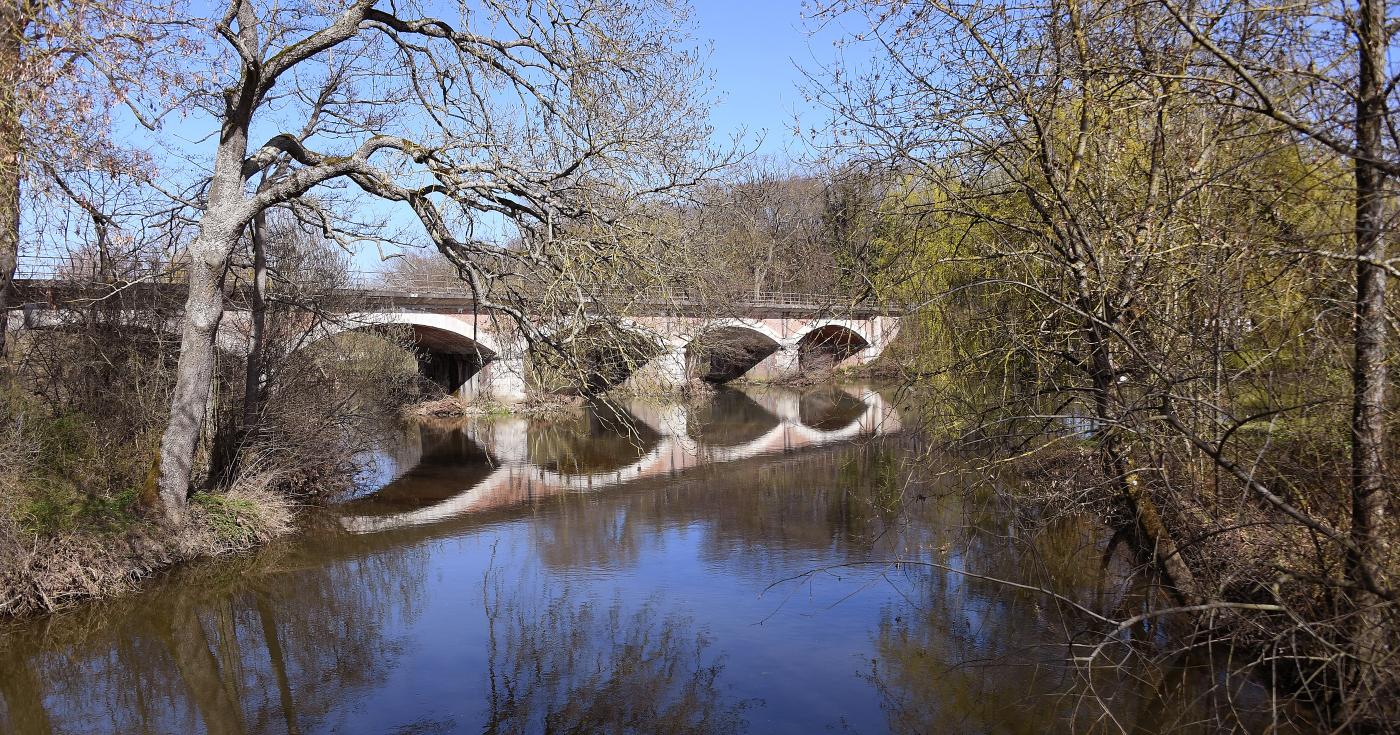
[528,319,667,395]
[329,312,502,354]
[686,319,784,383]
[793,320,872,371]
[316,312,501,393]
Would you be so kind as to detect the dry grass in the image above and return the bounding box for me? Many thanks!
[404,395,475,417]
[0,479,293,618]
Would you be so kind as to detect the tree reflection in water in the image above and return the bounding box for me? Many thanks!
[863,577,1278,734]
[849,508,1290,733]
[0,533,430,734]
[480,553,748,735]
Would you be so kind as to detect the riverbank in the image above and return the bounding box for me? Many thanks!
[403,394,585,420]
[0,377,783,619]
[0,483,293,618]
[0,384,347,619]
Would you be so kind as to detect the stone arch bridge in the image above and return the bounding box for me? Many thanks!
[11,263,900,401]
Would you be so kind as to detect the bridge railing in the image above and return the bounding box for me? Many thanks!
[12,253,186,284]
[343,271,877,311]
[13,255,891,313]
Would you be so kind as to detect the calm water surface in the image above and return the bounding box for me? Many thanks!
[0,385,1267,734]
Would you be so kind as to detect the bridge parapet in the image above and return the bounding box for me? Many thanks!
[12,255,902,393]
[13,255,897,317]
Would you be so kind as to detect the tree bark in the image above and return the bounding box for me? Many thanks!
[155,232,231,516]
[1348,0,1391,708]
[152,0,272,517]
[1084,314,1199,604]
[0,1,23,359]
[242,209,269,431]
[153,130,251,519]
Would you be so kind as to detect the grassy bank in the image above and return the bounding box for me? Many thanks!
[0,306,426,618]
[0,486,292,617]
[0,387,301,616]
[403,394,584,420]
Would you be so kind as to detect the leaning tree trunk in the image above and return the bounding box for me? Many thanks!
[0,1,22,359]
[153,127,251,520]
[153,229,236,519]
[1348,0,1391,710]
[1075,279,1198,604]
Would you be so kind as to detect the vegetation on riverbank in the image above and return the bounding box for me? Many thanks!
[0,378,294,616]
[0,484,290,617]
[403,394,584,421]
[0,236,423,614]
[812,0,1400,726]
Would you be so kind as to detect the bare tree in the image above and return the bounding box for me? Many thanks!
[130,0,724,521]
[1,0,190,367]
[1153,0,1397,709]
[677,161,880,303]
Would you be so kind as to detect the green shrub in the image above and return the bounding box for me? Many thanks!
[190,492,265,546]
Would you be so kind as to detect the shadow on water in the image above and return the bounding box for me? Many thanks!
[342,422,497,514]
[0,384,1297,734]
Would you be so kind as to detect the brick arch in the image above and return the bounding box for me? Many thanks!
[311,312,502,393]
[686,319,785,383]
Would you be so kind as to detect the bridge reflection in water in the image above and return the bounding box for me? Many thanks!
[339,384,901,534]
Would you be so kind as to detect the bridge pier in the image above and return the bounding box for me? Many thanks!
[650,347,689,392]
[416,350,484,395]
[750,347,806,383]
[480,353,527,402]
[624,345,689,394]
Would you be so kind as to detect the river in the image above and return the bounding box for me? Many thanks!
[0,384,1281,733]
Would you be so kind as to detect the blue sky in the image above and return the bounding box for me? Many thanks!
[27,1,863,268]
[692,0,830,160]
[692,0,877,162]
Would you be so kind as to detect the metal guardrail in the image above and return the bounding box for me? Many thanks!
[12,255,886,313]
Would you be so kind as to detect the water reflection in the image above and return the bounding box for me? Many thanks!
[343,422,496,515]
[0,531,429,734]
[340,384,900,534]
[799,386,869,431]
[0,384,1285,734]
[480,563,748,734]
[527,400,662,474]
[686,388,779,447]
